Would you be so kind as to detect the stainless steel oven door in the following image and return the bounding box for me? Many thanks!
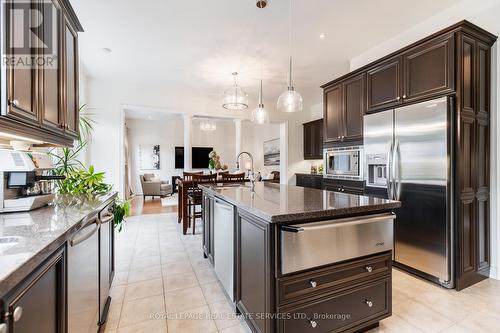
[280,213,395,275]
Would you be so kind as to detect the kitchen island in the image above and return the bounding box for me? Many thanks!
[201,182,400,333]
[0,193,116,333]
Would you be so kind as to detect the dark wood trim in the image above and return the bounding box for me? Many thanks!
[59,0,84,32]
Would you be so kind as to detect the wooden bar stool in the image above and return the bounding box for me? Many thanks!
[222,172,246,183]
[187,173,217,234]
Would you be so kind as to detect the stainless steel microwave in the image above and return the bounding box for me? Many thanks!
[324,146,363,180]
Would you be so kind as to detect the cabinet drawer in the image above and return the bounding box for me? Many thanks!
[278,252,391,305]
[278,277,390,333]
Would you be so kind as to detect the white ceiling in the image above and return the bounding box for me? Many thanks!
[72,0,460,113]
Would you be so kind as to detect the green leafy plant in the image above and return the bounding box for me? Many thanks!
[112,200,130,232]
[49,105,129,231]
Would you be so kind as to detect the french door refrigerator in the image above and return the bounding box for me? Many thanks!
[363,96,453,288]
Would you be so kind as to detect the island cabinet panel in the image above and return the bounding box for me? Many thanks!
[366,57,402,113]
[277,277,391,333]
[1,246,66,333]
[0,0,83,146]
[402,34,455,102]
[235,211,274,333]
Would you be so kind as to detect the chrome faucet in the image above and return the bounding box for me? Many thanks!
[236,151,255,190]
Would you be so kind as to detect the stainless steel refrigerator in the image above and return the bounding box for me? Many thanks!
[363,96,453,288]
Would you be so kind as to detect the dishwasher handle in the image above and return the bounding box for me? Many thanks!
[281,225,305,233]
[214,199,232,210]
[287,214,396,233]
[70,217,99,247]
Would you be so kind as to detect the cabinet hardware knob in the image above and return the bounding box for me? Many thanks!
[10,99,19,106]
[13,306,23,322]
[365,300,373,308]
[366,266,373,272]
[337,136,341,139]
[310,280,317,288]
[0,323,6,333]
[403,94,407,99]
[309,320,317,328]
[396,96,401,101]
[341,188,345,192]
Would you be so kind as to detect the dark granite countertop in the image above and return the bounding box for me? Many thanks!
[295,173,324,177]
[0,192,117,296]
[200,183,400,223]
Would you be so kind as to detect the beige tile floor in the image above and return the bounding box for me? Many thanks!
[104,213,500,333]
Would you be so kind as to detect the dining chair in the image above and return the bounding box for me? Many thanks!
[187,173,217,234]
[222,172,246,183]
[183,171,203,181]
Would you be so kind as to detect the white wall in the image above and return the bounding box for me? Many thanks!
[127,117,237,195]
[347,0,500,279]
[241,122,281,177]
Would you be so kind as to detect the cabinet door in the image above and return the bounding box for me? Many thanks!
[366,57,402,113]
[5,247,65,333]
[303,123,313,159]
[323,85,343,142]
[40,0,63,132]
[63,18,79,137]
[403,34,455,102]
[4,1,39,124]
[314,120,323,158]
[343,73,365,141]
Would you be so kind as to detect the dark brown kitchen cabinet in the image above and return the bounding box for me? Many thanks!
[456,33,492,291]
[366,57,402,113]
[303,119,323,159]
[321,21,495,290]
[402,34,455,102]
[324,74,365,144]
[0,0,83,146]
[1,247,66,333]
[296,174,323,189]
[4,1,40,125]
[323,85,343,143]
[40,0,63,132]
[343,73,365,141]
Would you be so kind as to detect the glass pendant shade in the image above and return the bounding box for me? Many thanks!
[222,72,248,110]
[277,56,303,113]
[277,87,303,113]
[200,119,216,131]
[252,80,270,124]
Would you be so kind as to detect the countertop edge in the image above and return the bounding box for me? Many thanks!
[0,192,117,296]
[201,185,401,224]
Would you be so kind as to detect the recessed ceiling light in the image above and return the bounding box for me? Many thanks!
[102,47,112,53]
[147,115,152,120]
[319,33,327,39]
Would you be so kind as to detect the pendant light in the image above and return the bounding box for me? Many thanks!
[277,0,303,113]
[252,80,270,124]
[200,119,216,131]
[222,72,248,110]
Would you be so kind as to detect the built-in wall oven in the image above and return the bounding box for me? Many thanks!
[324,146,363,180]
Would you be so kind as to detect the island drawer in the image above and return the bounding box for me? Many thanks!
[277,277,391,333]
[277,252,391,305]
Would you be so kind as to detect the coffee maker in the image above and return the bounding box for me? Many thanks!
[0,149,64,213]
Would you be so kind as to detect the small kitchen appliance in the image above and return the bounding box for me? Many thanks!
[323,146,363,180]
[0,149,63,213]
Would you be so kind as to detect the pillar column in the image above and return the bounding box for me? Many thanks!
[183,114,192,170]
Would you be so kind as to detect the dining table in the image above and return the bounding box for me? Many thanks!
[176,178,248,235]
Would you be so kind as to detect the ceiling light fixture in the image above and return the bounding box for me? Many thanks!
[252,80,270,124]
[277,0,303,113]
[222,72,249,111]
[200,119,217,131]
[102,47,112,53]
[256,0,268,8]
[319,33,327,39]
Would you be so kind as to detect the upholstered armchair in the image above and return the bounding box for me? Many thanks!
[139,173,172,199]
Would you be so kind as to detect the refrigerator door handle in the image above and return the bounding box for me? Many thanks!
[393,139,402,201]
[386,141,394,199]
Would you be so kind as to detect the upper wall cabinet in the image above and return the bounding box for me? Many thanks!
[366,57,402,113]
[402,34,455,103]
[303,119,323,160]
[324,73,365,144]
[1,0,83,146]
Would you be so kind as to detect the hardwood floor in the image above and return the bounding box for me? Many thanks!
[130,195,178,216]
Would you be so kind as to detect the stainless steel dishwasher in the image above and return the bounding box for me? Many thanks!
[280,213,395,275]
[68,213,100,333]
[213,198,234,301]
[98,202,114,326]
